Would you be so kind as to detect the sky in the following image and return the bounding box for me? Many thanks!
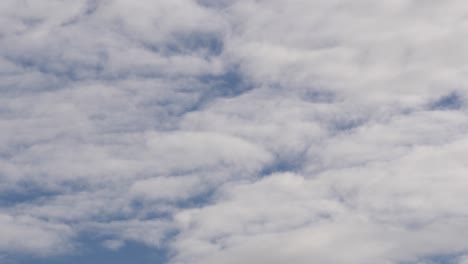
[2,0,468,263]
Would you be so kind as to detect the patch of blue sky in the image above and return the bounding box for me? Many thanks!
[10,238,168,264]
[430,92,463,111]
[402,254,461,264]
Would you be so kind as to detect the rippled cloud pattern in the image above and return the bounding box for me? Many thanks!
[2,1,468,263]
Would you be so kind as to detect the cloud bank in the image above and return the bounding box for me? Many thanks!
[2,0,468,263]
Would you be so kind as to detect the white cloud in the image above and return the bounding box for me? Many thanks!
[0,213,73,255]
[130,176,203,201]
[102,239,125,251]
[2,0,468,263]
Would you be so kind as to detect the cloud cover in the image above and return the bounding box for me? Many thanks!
[2,0,468,263]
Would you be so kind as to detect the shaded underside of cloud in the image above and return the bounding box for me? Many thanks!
[2,0,468,263]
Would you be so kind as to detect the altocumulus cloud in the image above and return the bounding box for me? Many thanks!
[2,0,468,263]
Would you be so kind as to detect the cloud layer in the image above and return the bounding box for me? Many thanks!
[2,0,468,263]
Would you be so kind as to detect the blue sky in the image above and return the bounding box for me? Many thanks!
[14,240,167,264]
[2,0,468,263]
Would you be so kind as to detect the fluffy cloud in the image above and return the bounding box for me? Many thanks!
[0,213,73,255]
[2,0,468,263]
